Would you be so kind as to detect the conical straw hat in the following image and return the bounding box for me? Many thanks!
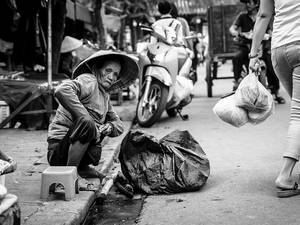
[60,36,83,53]
[72,50,139,92]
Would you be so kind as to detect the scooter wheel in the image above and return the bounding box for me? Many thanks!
[136,79,169,127]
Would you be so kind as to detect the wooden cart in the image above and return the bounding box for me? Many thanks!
[206,4,244,97]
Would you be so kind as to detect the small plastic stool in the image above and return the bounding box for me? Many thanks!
[40,166,79,201]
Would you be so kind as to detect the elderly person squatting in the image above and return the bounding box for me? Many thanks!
[47,51,139,187]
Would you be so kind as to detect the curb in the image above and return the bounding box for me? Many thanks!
[63,193,96,225]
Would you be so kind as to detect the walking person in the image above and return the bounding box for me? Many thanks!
[47,51,139,186]
[249,0,300,197]
[169,3,193,50]
[151,0,184,46]
[58,36,83,78]
[169,2,197,84]
[229,0,258,90]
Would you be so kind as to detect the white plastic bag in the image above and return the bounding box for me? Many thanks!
[213,94,249,127]
[234,72,274,124]
[248,91,275,124]
[235,73,270,111]
[173,76,194,103]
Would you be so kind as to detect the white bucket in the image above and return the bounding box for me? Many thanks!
[0,101,10,128]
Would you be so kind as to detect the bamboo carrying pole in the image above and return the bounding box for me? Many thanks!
[47,0,52,89]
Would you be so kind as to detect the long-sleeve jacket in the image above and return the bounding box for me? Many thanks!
[47,73,123,141]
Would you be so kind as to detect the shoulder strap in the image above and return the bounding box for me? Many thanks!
[169,19,175,27]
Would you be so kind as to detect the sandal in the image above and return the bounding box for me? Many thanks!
[277,182,300,198]
[114,172,134,198]
[115,182,134,198]
[78,177,100,191]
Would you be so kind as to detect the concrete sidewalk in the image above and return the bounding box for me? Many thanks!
[0,100,136,225]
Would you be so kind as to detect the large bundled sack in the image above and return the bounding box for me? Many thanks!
[119,130,210,194]
[213,94,248,127]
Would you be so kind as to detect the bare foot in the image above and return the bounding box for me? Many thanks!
[78,176,100,191]
[275,176,296,190]
[78,165,104,180]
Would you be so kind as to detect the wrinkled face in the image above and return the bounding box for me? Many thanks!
[96,60,121,91]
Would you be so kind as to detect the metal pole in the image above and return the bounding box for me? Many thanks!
[47,0,52,88]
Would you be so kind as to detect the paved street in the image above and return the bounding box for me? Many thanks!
[0,62,296,225]
[135,63,298,225]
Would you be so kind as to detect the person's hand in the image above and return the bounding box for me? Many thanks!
[240,31,253,39]
[249,56,260,73]
[97,123,113,136]
[231,30,239,37]
[186,48,194,59]
[263,33,271,40]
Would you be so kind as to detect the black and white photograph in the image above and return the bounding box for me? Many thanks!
[0,0,298,224]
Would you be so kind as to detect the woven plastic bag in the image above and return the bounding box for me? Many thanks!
[213,94,249,127]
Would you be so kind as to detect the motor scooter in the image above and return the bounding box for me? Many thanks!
[136,25,196,127]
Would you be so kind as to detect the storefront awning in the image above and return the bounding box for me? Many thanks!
[168,0,240,15]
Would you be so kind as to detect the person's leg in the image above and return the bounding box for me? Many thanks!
[276,65,300,189]
[232,49,243,82]
[241,46,250,72]
[271,46,293,98]
[263,52,285,103]
[264,52,279,93]
[48,115,97,167]
[77,143,104,179]
[66,141,90,166]
[47,140,67,166]
[272,45,300,189]
[67,116,97,167]
[232,47,249,90]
